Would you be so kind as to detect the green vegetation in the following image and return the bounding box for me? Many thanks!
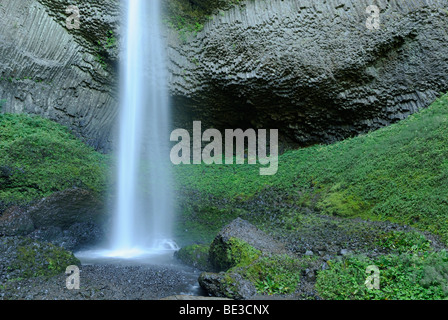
[174,93,448,244]
[209,237,261,271]
[94,30,117,69]
[235,254,303,295]
[163,0,242,40]
[375,230,432,254]
[316,251,448,300]
[0,113,109,209]
[8,238,80,279]
[207,237,304,295]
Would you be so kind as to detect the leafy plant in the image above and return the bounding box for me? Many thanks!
[316,251,448,300]
[376,230,432,254]
[236,254,303,295]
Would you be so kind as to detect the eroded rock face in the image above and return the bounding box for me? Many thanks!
[167,0,448,145]
[1,0,447,150]
[27,188,105,230]
[0,0,120,151]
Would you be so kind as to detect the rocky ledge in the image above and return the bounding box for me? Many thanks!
[0,188,106,251]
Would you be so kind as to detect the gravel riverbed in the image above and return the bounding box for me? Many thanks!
[0,263,205,300]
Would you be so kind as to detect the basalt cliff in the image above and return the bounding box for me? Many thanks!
[0,0,447,150]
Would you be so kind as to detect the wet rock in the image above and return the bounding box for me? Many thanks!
[174,244,212,271]
[304,269,316,282]
[0,206,34,236]
[0,188,107,250]
[198,272,256,300]
[27,188,105,230]
[0,236,80,283]
[28,222,104,251]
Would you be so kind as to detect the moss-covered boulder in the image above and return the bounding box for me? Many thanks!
[198,272,257,300]
[208,218,288,271]
[174,244,211,270]
[199,254,305,298]
[199,219,306,299]
[0,237,80,283]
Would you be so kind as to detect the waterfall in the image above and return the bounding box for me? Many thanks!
[109,0,176,258]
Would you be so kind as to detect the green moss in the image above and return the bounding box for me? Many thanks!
[316,251,448,300]
[226,237,261,268]
[209,237,261,271]
[163,0,243,40]
[11,239,80,279]
[0,113,109,210]
[174,244,211,270]
[316,188,371,218]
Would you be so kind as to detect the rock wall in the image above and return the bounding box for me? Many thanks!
[0,0,120,151]
[167,0,448,145]
[0,0,448,150]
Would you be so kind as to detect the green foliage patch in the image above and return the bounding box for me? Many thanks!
[316,251,448,300]
[238,254,303,295]
[0,113,109,209]
[375,230,432,254]
[163,0,242,40]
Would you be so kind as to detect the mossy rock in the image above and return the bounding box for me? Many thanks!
[1,237,80,279]
[198,271,257,300]
[209,236,261,271]
[208,218,287,271]
[174,244,211,270]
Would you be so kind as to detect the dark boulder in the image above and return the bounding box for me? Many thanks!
[28,222,104,251]
[198,272,257,300]
[0,206,34,236]
[27,188,105,230]
[0,236,80,284]
[0,188,106,251]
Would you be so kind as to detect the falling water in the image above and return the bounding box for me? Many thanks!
[108,0,176,258]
